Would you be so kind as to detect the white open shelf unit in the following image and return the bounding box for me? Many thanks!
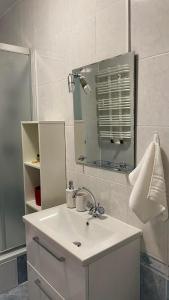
[21,121,66,214]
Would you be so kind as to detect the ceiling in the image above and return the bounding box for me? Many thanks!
[0,0,17,17]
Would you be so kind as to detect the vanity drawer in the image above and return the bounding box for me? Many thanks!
[28,263,64,300]
[26,225,88,300]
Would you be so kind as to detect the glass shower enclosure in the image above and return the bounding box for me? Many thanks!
[0,44,32,253]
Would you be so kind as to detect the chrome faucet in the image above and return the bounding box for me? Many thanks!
[73,187,105,218]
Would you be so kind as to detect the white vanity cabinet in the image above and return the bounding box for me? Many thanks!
[26,223,140,300]
[28,263,64,300]
[26,224,88,300]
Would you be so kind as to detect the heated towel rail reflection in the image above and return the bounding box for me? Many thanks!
[96,64,133,143]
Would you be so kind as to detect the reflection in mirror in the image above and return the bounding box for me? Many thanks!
[71,52,135,173]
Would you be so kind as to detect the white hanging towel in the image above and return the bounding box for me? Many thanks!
[129,134,168,223]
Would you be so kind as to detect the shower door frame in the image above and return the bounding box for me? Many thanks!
[0,43,36,253]
[0,43,38,121]
[0,43,30,55]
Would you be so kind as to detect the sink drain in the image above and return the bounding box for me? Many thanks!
[73,241,81,247]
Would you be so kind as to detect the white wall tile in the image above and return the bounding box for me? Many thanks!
[137,54,169,127]
[19,0,35,48]
[84,165,129,186]
[76,173,111,209]
[108,182,130,222]
[136,126,169,163]
[75,171,129,222]
[53,30,71,68]
[38,79,74,123]
[49,0,71,35]
[76,172,91,191]
[69,17,96,69]
[96,0,128,61]
[36,51,69,85]
[96,0,122,12]
[65,125,76,171]
[33,0,58,53]
[36,55,58,85]
[68,0,96,26]
[131,0,169,58]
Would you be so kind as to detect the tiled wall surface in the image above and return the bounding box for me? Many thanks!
[0,0,169,298]
[140,253,169,300]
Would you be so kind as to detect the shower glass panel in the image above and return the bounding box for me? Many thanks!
[0,47,32,252]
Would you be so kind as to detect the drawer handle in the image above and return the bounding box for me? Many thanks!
[33,236,65,262]
[35,279,53,300]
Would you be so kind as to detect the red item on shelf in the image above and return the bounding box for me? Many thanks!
[35,186,41,206]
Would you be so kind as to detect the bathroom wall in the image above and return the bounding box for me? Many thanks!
[0,0,169,298]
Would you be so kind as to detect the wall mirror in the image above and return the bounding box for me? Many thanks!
[71,52,135,173]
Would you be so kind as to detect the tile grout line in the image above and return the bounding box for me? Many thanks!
[140,50,169,61]
[128,0,131,52]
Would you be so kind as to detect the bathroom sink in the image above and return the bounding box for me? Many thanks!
[23,204,141,264]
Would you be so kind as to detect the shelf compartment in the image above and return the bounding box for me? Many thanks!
[24,161,40,170]
[21,122,40,163]
[26,200,41,212]
[24,166,41,214]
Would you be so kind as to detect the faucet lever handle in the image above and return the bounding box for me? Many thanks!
[97,205,105,215]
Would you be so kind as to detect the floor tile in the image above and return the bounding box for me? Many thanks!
[0,283,29,300]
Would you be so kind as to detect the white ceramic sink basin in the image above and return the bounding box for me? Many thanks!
[23,204,141,264]
[39,207,113,246]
